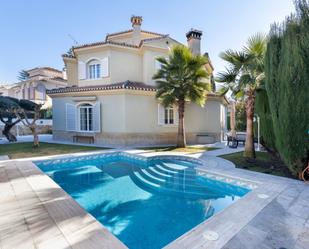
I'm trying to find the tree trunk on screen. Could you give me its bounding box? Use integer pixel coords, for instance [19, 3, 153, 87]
[1, 118, 21, 142]
[177, 99, 186, 148]
[244, 91, 256, 158]
[2, 123, 17, 142]
[30, 127, 39, 148]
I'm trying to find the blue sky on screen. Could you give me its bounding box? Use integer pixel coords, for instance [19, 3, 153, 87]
[0, 0, 294, 84]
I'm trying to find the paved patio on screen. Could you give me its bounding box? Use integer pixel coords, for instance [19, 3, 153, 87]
[0, 145, 308, 249]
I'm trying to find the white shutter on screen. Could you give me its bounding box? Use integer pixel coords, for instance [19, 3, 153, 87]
[158, 104, 165, 125]
[93, 102, 101, 132]
[174, 105, 179, 125]
[101, 57, 109, 77]
[78, 61, 86, 80]
[66, 103, 76, 131]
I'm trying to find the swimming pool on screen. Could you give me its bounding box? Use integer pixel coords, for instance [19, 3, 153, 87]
[35, 152, 251, 249]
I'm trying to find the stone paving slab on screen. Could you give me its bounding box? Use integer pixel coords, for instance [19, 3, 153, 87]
[221, 182, 309, 249]
[0, 160, 127, 249]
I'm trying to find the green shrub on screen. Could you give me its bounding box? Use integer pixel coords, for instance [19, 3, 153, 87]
[265, 0, 309, 176]
[255, 89, 277, 151]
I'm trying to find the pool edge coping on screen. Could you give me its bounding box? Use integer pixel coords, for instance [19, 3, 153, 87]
[0, 150, 302, 249]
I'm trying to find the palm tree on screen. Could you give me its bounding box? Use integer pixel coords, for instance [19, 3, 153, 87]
[216, 33, 267, 158]
[17, 70, 29, 81]
[153, 45, 210, 148]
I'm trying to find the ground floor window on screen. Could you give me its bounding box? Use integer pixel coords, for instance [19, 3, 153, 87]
[79, 104, 93, 131]
[164, 107, 174, 124]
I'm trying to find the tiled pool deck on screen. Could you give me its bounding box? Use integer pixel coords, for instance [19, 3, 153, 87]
[0, 149, 308, 249]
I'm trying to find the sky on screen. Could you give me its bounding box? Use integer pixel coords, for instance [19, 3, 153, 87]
[0, 0, 295, 84]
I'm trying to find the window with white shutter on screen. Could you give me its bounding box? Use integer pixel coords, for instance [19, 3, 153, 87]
[158, 104, 165, 125]
[66, 103, 77, 131]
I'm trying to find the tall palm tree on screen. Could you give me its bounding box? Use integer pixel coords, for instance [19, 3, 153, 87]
[216, 33, 267, 158]
[153, 45, 210, 147]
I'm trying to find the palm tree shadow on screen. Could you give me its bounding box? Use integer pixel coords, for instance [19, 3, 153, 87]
[86, 190, 215, 249]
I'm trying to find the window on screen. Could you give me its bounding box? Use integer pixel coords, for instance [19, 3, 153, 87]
[88, 60, 101, 79]
[36, 84, 46, 100]
[164, 107, 174, 124]
[79, 104, 93, 131]
[27, 87, 31, 100]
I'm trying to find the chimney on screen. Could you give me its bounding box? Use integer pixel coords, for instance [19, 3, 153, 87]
[186, 29, 202, 55]
[131, 15, 143, 46]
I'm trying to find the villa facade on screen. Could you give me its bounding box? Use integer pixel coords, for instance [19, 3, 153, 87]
[47, 16, 228, 146]
[0, 67, 67, 108]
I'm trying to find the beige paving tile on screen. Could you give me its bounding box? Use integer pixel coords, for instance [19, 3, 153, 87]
[15, 160, 127, 249]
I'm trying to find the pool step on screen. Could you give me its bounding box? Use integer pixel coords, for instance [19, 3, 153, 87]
[131, 166, 225, 199]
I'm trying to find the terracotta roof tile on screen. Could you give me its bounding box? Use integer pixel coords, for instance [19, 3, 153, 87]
[46, 80, 227, 104]
[72, 40, 139, 50]
[47, 81, 156, 94]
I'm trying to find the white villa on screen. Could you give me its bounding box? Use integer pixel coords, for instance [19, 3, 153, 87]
[47, 16, 228, 146]
[0, 67, 67, 108]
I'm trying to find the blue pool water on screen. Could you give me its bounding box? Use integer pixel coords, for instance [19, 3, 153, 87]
[36, 153, 250, 249]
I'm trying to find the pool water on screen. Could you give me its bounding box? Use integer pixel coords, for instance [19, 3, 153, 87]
[36, 153, 250, 249]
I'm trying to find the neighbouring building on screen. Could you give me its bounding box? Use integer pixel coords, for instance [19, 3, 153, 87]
[47, 16, 228, 146]
[0, 67, 67, 108]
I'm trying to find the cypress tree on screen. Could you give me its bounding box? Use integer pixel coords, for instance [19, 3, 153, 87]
[265, 0, 309, 176]
[255, 89, 277, 152]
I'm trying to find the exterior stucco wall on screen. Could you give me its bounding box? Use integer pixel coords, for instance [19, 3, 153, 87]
[142, 49, 166, 86]
[76, 47, 142, 86]
[51, 92, 226, 145]
[72, 38, 179, 88]
[65, 60, 78, 86]
[52, 94, 126, 133]
[109, 49, 142, 83]
[77, 49, 111, 87]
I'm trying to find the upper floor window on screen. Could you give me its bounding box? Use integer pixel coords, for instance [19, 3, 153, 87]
[88, 60, 101, 79]
[79, 104, 93, 131]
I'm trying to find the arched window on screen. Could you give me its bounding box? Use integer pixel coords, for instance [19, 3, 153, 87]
[78, 103, 93, 131]
[87, 60, 101, 79]
[36, 84, 46, 100]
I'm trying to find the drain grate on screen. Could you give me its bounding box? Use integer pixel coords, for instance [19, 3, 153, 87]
[203, 231, 219, 241]
[257, 194, 269, 199]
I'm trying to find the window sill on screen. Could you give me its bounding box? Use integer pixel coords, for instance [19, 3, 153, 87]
[80, 77, 110, 81]
[158, 124, 178, 127]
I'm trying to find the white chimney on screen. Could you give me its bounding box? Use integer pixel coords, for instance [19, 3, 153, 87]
[131, 15, 143, 46]
[186, 29, 202, 55]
